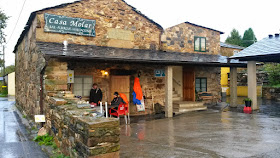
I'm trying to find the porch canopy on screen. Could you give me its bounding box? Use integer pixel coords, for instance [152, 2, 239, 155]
[230, 34, 280, 109]
[37, 41, 247, 118]
[37, 41, 246, 67]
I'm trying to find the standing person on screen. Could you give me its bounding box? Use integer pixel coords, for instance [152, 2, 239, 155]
[90, 83, 103, 107]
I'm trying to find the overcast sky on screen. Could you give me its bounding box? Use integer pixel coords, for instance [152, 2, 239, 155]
[1, 0, 280, 66]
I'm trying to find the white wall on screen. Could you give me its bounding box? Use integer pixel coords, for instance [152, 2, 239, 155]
[173, 66, 183, 98]
[8, 72, 15, 96]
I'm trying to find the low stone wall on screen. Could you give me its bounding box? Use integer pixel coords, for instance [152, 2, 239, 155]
[262, 87, 280, 100]
[45, 95, 120, 158]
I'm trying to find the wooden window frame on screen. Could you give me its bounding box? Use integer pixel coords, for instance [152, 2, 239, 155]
[194, 36, 206, 52]
[195, 77, 207, 92]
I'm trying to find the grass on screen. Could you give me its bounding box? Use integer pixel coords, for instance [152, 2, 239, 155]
[33, 134, 54, 146]
[0, 93, 8, 97]
[53, 154, 70, 158]
[34, 134, 71, 158]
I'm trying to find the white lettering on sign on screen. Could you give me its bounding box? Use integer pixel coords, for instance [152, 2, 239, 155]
[70, 20, 92, 28]
[49, 18, 67, 25]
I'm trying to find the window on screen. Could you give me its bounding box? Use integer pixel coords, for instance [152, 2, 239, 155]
[194, 36, 206, 52]
[195, 78, 207, 92]
[74, 76, 93, 97]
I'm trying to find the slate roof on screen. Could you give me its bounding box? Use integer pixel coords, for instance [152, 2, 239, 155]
[37, 42, 246, 67]
[184, 22, 224, 34]
[230, 36, 280, 60]
[13, 0, 163, 53]
[220, 42, 245, 50]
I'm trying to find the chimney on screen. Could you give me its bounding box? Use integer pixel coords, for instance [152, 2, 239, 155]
[269, 34, 273, 39]
[275, 34, 280, 38]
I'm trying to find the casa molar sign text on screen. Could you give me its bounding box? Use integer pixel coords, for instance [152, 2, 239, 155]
[44, 13, 96, 37]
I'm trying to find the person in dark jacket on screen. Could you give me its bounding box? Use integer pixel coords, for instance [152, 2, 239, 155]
[90, 83, 102, 106]
[110, 92, 125, 107]
[109, 92, 125, 117]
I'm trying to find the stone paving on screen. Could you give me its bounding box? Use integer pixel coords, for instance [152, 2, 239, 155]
[120, 100, 280, 158]
[0, 97, 48, 158]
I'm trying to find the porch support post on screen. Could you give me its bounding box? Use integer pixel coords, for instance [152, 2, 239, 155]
[165, 66, 173, 118]
[247, 61, 258, 110]
[230, 67, 237, 107]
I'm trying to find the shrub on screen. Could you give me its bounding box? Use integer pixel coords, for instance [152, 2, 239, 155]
[264, 63, 280, 86]
[33, 134, 54, 146]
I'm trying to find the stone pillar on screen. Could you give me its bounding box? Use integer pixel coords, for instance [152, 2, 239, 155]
[230, 67, 237, 107]
[248, 61, 258, 110]
[165, 66, 173, 118]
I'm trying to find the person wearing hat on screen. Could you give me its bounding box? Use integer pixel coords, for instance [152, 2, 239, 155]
[108, 92, 126, 117]
[110, 92, 125, 107]
[90, 83, 103, 106]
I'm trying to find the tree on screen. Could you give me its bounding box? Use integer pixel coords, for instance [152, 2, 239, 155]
[225, 29, 242, 46]
[0, 65, 15, 76]
[242, 28, 257, 47]
[0, 9, 8, 44]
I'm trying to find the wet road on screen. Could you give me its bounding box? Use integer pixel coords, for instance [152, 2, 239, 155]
[0, 97, 48, 158]
[120, 100, 280, 158]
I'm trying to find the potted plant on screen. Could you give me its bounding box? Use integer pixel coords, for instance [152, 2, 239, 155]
[243, 98, 252, 107]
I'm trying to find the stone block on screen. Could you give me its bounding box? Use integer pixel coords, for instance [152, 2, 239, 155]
[107, 28, 134, 41]
[107, 39, 134, 49]
[86, 135, 120, 147]
[49, 97, 68, 106]
[89, 151, 119, 158]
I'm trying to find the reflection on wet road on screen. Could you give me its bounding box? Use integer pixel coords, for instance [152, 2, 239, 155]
[0, 97, 48, 158]
[120, 99, 280, 158]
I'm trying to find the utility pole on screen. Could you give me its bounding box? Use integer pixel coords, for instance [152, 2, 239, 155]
[0, 45, 5, 85]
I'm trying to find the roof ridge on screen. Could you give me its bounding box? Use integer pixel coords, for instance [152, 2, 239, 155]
[13, 0, 163, 53]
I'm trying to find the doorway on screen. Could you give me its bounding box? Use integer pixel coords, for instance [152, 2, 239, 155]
[183, 67, 195, 101]
[110, 76, 130, 102]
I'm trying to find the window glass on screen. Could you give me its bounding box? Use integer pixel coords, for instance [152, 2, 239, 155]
[195, 78, 207, 92]
[201, 38, 206, 51]
[74, 76, 93, 97]
[194, 37, 200, 51]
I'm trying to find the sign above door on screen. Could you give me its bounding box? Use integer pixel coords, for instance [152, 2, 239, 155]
[44, 13, 96, 37]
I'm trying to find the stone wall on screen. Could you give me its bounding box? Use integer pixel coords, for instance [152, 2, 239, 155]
[195, 66, 221, 99]
[262, 87, 280, 100]
[15, 16, 46, 116]
[35, 0, 162, 50]
[161, 22, 221, 55]
[220, 47, 242, 57]
[44, 97, 120, 158]
[45, 59, 68, 92]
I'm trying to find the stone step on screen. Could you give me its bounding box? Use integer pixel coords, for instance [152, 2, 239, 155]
[173, 101, 204, 108]
[173, 97, 182, 101]
[173, 106, 207, 114]
[173, 93, 180, 98]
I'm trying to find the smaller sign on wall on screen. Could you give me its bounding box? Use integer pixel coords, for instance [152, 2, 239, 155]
[67, 70, 74, 83]
[35, 115, 46, 123]
[154, 69, 165, 77]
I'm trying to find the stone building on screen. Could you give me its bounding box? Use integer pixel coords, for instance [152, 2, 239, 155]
[13, 0, 246, 157]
